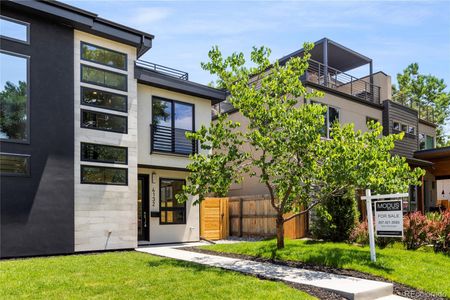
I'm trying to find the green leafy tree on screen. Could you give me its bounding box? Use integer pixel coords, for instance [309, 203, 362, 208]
[0, 81, 27, 140]
[178, 44, 424, 249]
[392, 63, 450, 146]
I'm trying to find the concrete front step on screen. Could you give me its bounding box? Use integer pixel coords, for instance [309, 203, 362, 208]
[137, 245, 397, 300]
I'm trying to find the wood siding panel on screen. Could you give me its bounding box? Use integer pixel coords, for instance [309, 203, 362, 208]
[383, 100, 419, 158]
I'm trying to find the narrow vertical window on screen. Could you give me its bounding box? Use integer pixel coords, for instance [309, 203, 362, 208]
[159, 179, 186, 224]
[0, 51, 29, 142]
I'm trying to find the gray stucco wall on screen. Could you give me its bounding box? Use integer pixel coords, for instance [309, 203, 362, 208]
[0, 5, 74, 258]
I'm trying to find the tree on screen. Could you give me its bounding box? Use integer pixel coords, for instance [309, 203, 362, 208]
[177, 44, 424, 249]
[392, 63, 450, 146]
[0, 81, 27, 140]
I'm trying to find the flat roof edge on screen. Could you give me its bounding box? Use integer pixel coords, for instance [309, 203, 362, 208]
[136, 67, 227, 103]
[3, 0, 154, 57]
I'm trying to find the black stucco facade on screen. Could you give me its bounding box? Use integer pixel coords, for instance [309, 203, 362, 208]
[0, 5, 74, 258]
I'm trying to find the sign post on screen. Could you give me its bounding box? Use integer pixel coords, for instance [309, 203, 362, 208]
[361, 190, 408, 262]
[365, 189, 377, 262]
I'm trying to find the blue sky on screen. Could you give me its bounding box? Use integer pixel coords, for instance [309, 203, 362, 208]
[66, 0, 450, 132]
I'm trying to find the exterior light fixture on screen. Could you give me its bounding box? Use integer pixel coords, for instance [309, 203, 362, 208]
[152, 172, 156, 184]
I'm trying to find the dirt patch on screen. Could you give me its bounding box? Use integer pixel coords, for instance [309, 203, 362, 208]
[181, 247, 446, 300]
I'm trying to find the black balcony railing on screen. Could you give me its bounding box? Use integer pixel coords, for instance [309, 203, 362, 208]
[150, 124, 197, 155]
[136, 60, 189, 80]
[304, 59, 381, 104]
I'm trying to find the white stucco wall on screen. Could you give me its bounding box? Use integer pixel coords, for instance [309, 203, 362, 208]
[136, 85, 212, 244]
[138, 168, 200, 244]
[137, 85, 212, 169]
[74, 30, 138, 252]
[308, 88, 383, 133]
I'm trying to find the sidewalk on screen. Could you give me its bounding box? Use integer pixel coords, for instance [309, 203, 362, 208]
[137, 243, 408, 300]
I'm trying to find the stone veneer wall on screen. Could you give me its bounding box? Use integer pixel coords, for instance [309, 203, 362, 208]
[74, 30, 138, 252]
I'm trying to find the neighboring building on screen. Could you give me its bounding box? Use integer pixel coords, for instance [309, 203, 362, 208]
[213, 38, 449, 213]
[0, 0, 226, 258]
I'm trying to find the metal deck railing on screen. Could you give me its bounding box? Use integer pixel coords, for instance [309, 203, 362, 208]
[304, 59, 381, 104]
[150, 124, 197, 155]
[136, 60, 189, 80]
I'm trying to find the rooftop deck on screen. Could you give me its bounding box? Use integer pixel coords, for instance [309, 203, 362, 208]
[304, 59, 381, 104]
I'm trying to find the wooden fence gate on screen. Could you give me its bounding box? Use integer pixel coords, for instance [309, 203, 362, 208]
[200, 196, 307, 240]
[200, 197, 229, 240]
[229, 196, 307, 239]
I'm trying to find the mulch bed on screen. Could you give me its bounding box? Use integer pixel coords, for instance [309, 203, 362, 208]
[181, 246, 446, 300]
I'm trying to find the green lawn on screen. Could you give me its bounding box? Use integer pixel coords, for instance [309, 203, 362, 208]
[0, 251, 315, 300]
[201, 239, 450, 297]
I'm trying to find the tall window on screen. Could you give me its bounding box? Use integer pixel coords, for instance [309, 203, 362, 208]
[159, 179, 186, 224]
[419, 133, 436, 150]
[311, 101, 339, 138]
[0, 51, 29, 142]
[0, 16, 29, 43]
[151, 97, 195, 154]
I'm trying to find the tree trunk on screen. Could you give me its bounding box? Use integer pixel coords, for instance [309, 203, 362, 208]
[276, 214, 285, 249]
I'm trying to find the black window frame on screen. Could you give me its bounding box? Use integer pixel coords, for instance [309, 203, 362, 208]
[151, 96, 196, 155]
[80, 165, 128, 186]
[80, 142, 128, 165]
[80, 41, 127, 71]
[81, 64, 128, 92]
[80, 109, 128, 134]
[310, 100, 340, 139]
[80, 86, 128, 113]
[0, 15, 30, 45]
[0, 49, 31, 144]
[0, 152, 30, 177]
[159, 178, 187, 225]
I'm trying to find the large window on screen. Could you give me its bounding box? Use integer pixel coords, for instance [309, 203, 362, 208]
[81, 65, 127, 91]
[0, 51, 29, 142]
[151, 97, 195, 155]
[81, 87, 127, 112]
[81, 142, 127, 165]
[81, 109, 127, 133]
[0, 16, 29, 43]
[0, 153, 30, 176]
[160, 179, 186, 224]
[81, 165, 127, 185]
[311, 101, 339, 138]
[81, 42, 127, 70]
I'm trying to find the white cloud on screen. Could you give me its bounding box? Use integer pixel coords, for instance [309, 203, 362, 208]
[131, 7, 172, 25]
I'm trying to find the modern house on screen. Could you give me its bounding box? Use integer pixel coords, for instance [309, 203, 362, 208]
[213, 38, 450, 214]
[0, 0, 226, 258]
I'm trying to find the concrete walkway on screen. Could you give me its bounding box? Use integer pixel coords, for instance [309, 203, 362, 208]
[137, 243, 408, 300]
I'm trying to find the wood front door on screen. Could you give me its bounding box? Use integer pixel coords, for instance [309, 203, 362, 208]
[138, 174, 149, 241]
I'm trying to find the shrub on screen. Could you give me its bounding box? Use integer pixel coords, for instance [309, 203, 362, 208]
[427, 210, 450, 254]
[403, 211, 428, 250]
[348, 220, 395, 248]
[311, 189, 358, 242]
[348, 220, 369, 245]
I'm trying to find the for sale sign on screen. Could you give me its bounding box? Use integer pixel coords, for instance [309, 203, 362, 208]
[374, 200, 403, 237]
